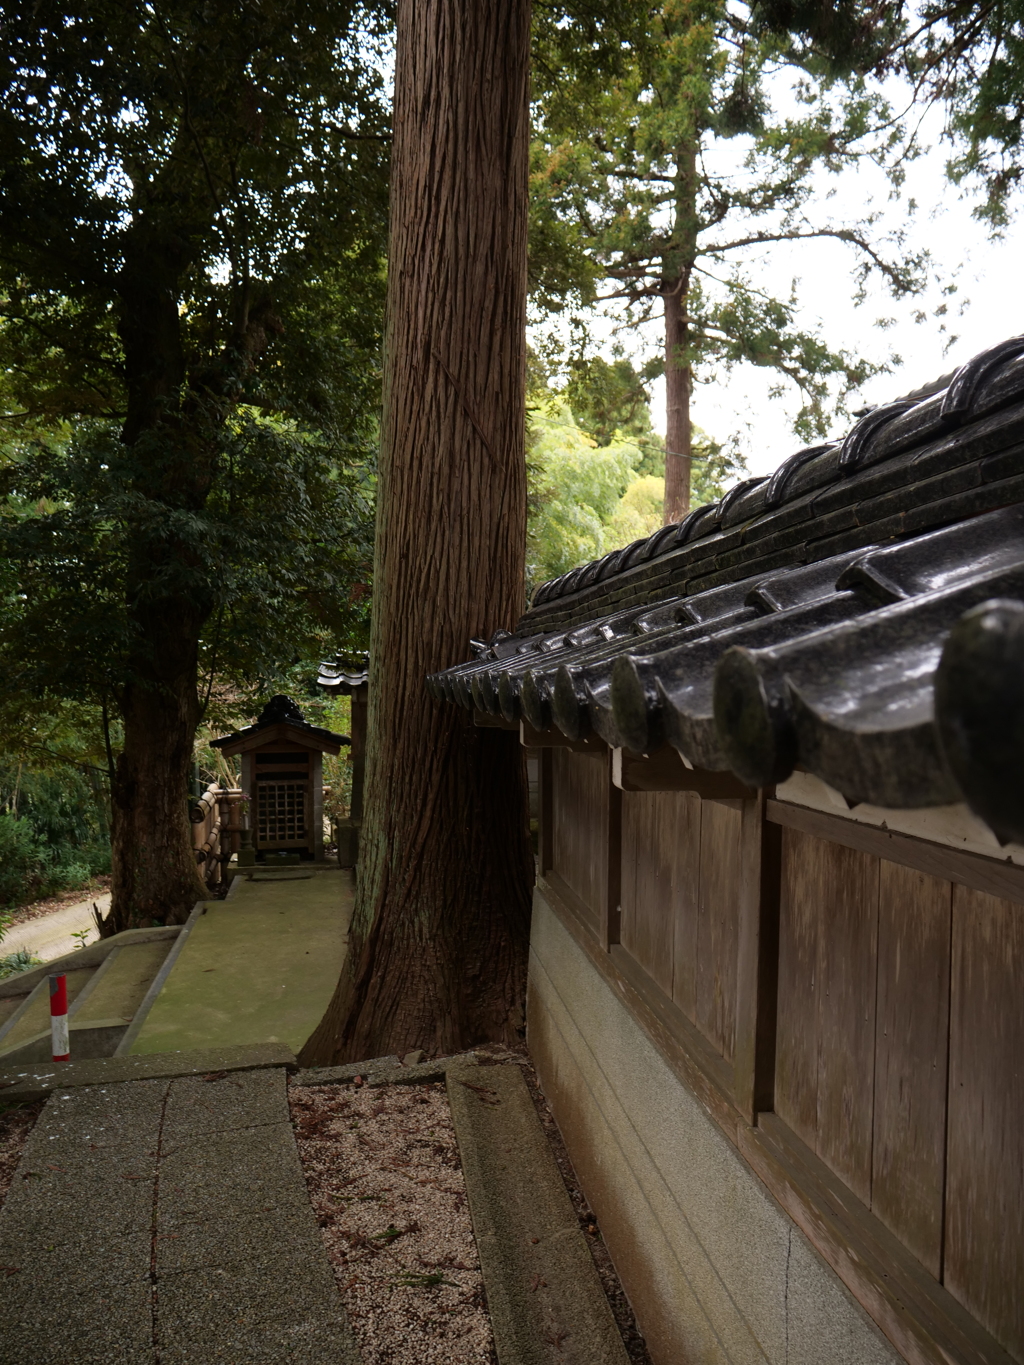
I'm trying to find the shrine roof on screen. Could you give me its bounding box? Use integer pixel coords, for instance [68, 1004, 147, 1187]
[429, 335, 1024, 842]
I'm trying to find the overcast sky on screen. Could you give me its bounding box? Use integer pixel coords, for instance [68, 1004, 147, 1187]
[533, 92, 1022, 481]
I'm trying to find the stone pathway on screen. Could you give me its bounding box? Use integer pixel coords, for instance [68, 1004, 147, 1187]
[0, 1047, 632, 1365]
[0, 1067, 359, 1364]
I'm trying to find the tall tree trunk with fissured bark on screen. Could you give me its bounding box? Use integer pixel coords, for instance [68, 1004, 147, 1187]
[301, 0, 534, 1064]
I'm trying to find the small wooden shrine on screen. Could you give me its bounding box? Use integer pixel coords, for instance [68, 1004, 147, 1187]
[211, 696, 347, 861]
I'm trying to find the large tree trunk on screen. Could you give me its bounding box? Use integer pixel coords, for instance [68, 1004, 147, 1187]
[663, 281, 692, 524]
[106, 597, 208, 934]
[99, 233, 209, 934]
[301, 0, 534, 1065]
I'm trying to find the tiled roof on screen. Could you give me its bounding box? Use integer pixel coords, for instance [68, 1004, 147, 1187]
[317, 655, 370, 693]
[211, 694, 347, 750]
[428, 335, 1024, 837]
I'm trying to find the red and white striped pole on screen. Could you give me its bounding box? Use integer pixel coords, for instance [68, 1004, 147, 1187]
[49, 973, 69, 1062]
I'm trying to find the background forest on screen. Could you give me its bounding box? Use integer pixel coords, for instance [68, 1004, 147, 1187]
[1, 0, 1021, 918]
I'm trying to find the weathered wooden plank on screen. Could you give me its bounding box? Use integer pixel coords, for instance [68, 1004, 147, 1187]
[775, 826, 821, 1150]
[695, 800, 742, 1061]
[945, 884, 1024, 1362]
[733, 793, 782, 1126]
[741, 1116, 1018, 1365]
[536, 875, 738, 1138]
[871, 860, 951, 1279]
[814, 836, 879, 1204]
[672, 792, 703, 1023]
[551, 747, 610, 930]
[767, 798, 1024, 906]
[621, 791, 675, 995]
[619, 790, 701, 1003]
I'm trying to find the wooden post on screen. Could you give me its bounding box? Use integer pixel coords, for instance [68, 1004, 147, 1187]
[349, 683, 368, 823]
[733, 789, 782, 1125]
[538, 746, 554, 877]
[603, 761, 622, 952]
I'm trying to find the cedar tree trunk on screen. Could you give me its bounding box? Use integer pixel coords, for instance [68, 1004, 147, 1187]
[301, 0, 534, 1064]
[663, 281, 692, 525]
[662, 138, 699, 525]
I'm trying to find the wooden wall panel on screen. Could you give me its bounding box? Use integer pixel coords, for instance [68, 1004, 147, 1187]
[696, 800, 742, 1061]
[775, 827, 880, 1202]
[775, 826, 821, 1150]
[619, 790, 701, 1008]
[551, 747, 609, 930]
[945, 885, 1024, 1362]
[871, 861, 952, 1278]
[873, 862, 955, 1277]
[672, 792, 703, 1022]
[812, 837, 878, 1205]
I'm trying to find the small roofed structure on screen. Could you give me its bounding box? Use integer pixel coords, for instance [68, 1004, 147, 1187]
[211, 695, 347, 861]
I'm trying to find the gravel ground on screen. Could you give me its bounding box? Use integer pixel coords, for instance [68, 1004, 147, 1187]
[289, 1078, 496, 1365]
[0, 1099, 45, 1215]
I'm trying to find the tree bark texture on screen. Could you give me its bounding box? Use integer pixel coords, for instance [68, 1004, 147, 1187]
[107, 596, 208, 934]
[301, 0, 534, 1064]
[663, 137, 699, 526]
[663, 282, 692, 524]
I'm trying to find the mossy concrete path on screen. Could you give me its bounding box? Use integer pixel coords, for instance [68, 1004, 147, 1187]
[126, 867, 352, 1058]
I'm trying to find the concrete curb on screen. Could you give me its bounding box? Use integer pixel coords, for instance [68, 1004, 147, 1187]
[0, 924, 180, 1000]
[447, 1063, 629, 1365]
[114, 899, 206, 1056]
[0, 1040, 297, 1102]
[291, 1051, 481, 1088]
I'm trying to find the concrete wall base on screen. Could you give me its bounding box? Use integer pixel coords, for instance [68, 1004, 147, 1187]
[526, 887, 904, 1365]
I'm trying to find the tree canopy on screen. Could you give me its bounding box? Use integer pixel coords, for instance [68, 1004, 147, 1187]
[0, 0, 390, 927]
[530, 0, 929, 518]
[752, 0, 1024, 226]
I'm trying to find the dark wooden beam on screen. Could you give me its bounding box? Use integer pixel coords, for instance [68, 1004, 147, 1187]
[767, 799, 1024, 906]
[733, 791, 781, 1126]
[520, 720, 606, 752]
[612, 745, 755, 799]
[603, 757, 622, 951]
[473, 710, 518, 730]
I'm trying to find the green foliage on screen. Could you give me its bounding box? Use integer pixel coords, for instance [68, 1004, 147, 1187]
[0, 948, 42, 981]
[0, 763, 110, 909]
[0, 0, 388, 893]
[563, 354, 667, 474]
[0, 0, 391, 431]
[530, 0, 930, 443]
[896, 1, 1024, 227]
[752, 0, 1024, 227]
[690, 431, 752, 507]
[526, 398, 642, 587]
[526, 354, 752, 590]
[608, 473, 666, 543]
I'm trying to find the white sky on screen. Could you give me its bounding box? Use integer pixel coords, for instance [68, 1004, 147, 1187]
[531, 94, 1023, 481]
